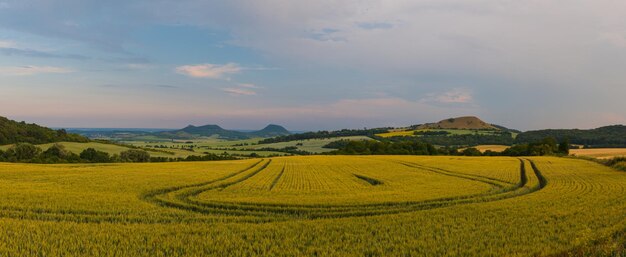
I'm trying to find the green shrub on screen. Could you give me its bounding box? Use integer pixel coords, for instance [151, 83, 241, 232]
[120, 149, 150, 162]
[4, 143, 41, 161]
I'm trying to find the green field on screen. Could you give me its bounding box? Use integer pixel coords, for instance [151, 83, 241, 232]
[0, 156, 625, 256]
[243, 136, 372, 153]
[126, 139, 285, 157]
[0, 142, 196, 158]
[125, 136, 372, 155]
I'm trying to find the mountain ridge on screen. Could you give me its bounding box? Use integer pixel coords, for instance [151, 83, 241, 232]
[156, 124, 291, 140]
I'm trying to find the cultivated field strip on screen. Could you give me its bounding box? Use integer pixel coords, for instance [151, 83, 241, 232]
[141, 157, 546, 220]
[0, 160, 268, 224]
[0, 157, 546, 224]
[4, 157, 626, 256]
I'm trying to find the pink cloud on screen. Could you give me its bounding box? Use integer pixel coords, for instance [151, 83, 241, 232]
[222, 87, 257, 96]
[175, 63, 241, 79]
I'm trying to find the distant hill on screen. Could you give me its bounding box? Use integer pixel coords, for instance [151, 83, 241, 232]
[415, 116, 498, 130]
[516, 125, 626, 147]
[249, 124, 291, 138]
[156, 124, 291, 140]
[0, 116, 89, 145]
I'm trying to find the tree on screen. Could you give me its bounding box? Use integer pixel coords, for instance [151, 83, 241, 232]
[120, 149, 150, 162]
[80, 148, 112, 163]
[461, 148, 483, 156]
[42, 143, 70, 159]
[558, 139, 570, 155]
[5, 143, 41, 161]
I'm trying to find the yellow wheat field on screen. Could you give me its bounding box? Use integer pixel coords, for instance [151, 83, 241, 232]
[0, 156, 625, 256]
[570, 148, 626, 159]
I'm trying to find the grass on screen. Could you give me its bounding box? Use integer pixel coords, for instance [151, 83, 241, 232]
[245, 136, 372, 153]
[125, 138, 287, 156]
[0, 156, 625, 256]
[125, 136, 372, 155]
[1, 142, 196, 158]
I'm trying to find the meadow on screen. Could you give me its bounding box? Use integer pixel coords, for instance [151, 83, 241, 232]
[0, 141, 196, 158]
[126, 135, 372, 155]
[0, 156, 625, 256]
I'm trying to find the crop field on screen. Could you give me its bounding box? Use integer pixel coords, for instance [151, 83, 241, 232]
[127, 136, 372, 155]
[461, 144, 510, 153]
[244, 136, 373, 153]
[0, 156, 625, 256]
[570, 148, 626, 159]
[126, 139, 286, 156]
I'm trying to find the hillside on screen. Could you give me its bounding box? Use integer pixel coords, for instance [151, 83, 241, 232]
[0, 116, 88, 145]
[249, 124, 291, 137]
[156, 124, 291, 140]
[516, 125, 626, 147]
[416, 116, 498, 130]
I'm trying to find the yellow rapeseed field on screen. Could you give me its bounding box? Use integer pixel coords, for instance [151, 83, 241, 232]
[0, 156, 625, 256]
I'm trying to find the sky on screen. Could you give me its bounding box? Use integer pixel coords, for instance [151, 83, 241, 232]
[1, 0, 626, 131]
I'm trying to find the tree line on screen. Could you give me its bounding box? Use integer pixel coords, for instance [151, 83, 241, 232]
[0, 143, 236, 163]
[325, 137, 570, 157]
[258, 128, 389, 144]
[0, 116, 88, 145]
[515, 125, 626, 147]
[374, 131, 515, 147]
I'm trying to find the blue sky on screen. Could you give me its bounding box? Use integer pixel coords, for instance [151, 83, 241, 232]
[1, 0, 626, 131]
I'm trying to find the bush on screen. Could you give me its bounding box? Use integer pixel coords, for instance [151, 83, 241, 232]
[461, 148, 482, 156]
[80, 148, 112, 163]
[42, 144, 70, 159]
[120, 149, 150, 162]
[4, 143, 41, 161]
[614, 162, 626, 171]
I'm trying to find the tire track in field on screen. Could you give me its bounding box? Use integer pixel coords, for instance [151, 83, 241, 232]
[0, 158, 548, 223]
[156, 158, 547, 220]
[269, 165, 285, 190]
[0, 159, 271, 224]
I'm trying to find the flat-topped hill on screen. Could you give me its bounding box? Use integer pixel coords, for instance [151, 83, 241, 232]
[417, 116, 498, 130]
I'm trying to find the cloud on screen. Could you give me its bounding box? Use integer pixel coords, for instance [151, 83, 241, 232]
[435, 89, 473, 104]
[0, 65, 74, 76]
[221, 83, 262, 96]
[175, 63, 241, 79]
[0, 40, 13, 47]
[357, 22, 394, 30]
[154, 84, 179, 89]
[125, 63, 152, 70]
[238, 83, 260, 89]
[422, 88, 473, 104]
[222, 87, 257, 96]
[0, 46, 91, 60]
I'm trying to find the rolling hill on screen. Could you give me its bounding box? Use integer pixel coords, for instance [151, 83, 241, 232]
[415, 116, 498, 130]
[0, 116, 88, 145]
[156, 124, 291, 140]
